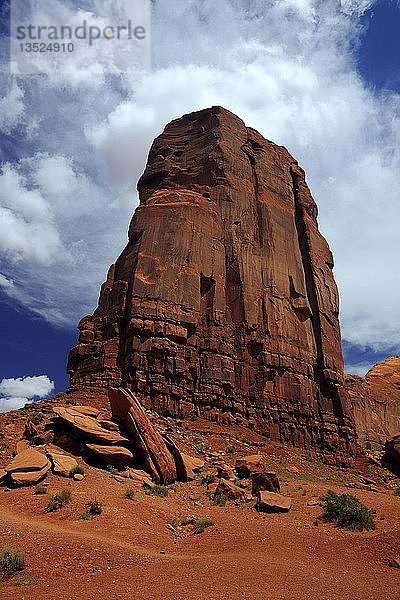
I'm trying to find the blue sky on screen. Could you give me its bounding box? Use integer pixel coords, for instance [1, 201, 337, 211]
[0, 0, 399, 410]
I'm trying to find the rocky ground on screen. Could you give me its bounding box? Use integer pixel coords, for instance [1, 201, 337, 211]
[0, 396, 399, 600]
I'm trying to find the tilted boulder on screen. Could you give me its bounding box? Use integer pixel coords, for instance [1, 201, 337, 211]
[217, 462, 236, 480]
[67, 106, 356, 464]
[162, 434, 203, 481]
[6, 448, 49, 473]
[109, 388, 177, 483]
[11, 465, 50, 486]
[5, 448, 51, 487]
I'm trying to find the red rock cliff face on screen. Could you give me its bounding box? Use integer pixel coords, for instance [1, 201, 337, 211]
[68, 106, 356, 464]
[346, 356, 400, 450]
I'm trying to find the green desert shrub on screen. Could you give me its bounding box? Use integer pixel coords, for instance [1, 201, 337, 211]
[225, 445, 235, 454]
[0, 547, 25, 574]
[107, 465, 119, 475]
[28, 412, 43, 425]
[146, 484, 168, 497]
[393, 487, 400, 497]
[69, 464, 85, 477]
[81, 500, 102, 519]
[46, 489, 71, 512]
[33, 485, 47, 495]
[123, 488, 135, 500]
[168, 515, 214, 534]
[192, 517, 214, 534]
[201, 474, 216, 487]
[320, 490, 376, 531]
[213, 493, 228, 507]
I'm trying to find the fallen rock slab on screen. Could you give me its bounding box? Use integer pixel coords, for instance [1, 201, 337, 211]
[71, 405, 101, 418]
[11, 462, 50, 486]
[6, 448, 49, 473]
[109, 388, 177, 484]
[53, 406, 129, 445]
[235, 455, 264, 478]
[214, 478, 245, 501]
[251, 472, 280, 495]
[127, 468, 154, 488]
[86, 444, 133, 467]
[47, 452, 78, 477]
[257, 491, 292, 513]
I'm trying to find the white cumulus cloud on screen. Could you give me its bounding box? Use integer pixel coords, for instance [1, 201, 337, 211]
[0, 375, 55, 413]
[0, 0, 399, 359]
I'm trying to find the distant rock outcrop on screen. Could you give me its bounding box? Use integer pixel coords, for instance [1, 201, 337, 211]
[346, 356, 400, 450]
[68, 106, 356, 464]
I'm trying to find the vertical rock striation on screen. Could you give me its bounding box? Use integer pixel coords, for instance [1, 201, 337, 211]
[68, 106, 356, 463]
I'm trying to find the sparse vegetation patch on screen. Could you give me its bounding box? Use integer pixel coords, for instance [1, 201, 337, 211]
[168, 515, 214, 535]
[81, 499, 102, 519]
[320, 490, 376, 531]
[46, 489, 71, 512]
[0, 547, 25, 575]
[123, 487, 135, 500]
[146, 484, 168, 497]
[213, 493, 228, 507]
[70, 464, 85, 477]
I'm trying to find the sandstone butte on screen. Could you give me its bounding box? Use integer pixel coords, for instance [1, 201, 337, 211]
[346, 355, 400, 450]
[67, 106, 358, 465]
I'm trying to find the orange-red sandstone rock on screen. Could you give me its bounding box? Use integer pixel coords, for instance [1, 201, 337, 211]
[68, 106, 356, 464]
[251, 472, 280, 495]
[235, 455, 264, 478]
[16, 440, 29, 454]
[346, 356, 400, 450]
[11, 463, 50, 486]
[384, 432, 400, 466]
[217, 462, 235, 480]
[257, 491, 292, 513]
[86, 444, 133, 467]
[72, 406, 101, 418]
[215, 478, 245, 500]
[109, 388, 177, 483]
[47, 452, 78, 477]
[52, 407, 129, 445]
[5, 448, 49, 473]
